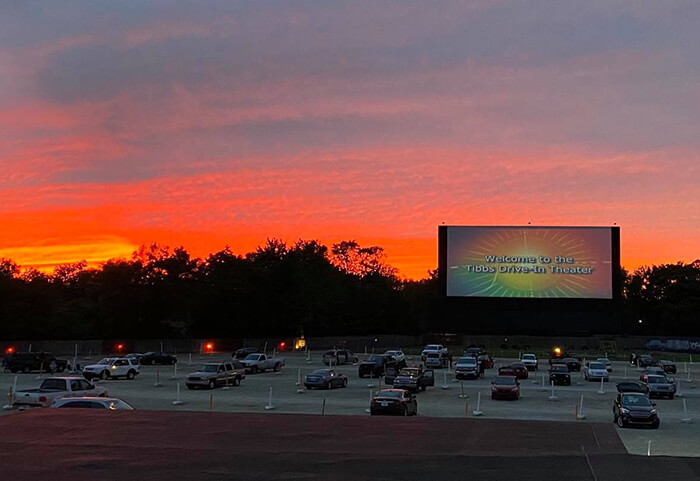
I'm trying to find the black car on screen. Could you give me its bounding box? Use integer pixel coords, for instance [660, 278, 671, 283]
[549, 364, 571, 386]
[358, 354, 395, 378]
[616, 381, 649, 395]
[657, 360, 677, 374]
[140, 352, 177, 365]
[233, 347, 259, 360]
[563, 358, 581, 372]
[613, 392, 659, 429]
[370, 389, 418, 416]
[637, 354, 655, 368]
[4, 352, 68, 374]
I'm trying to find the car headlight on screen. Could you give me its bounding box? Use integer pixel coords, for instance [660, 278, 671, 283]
[620, 408, 630, 414]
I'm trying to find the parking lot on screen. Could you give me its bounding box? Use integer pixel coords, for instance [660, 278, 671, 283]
[3, 352, 700, 457]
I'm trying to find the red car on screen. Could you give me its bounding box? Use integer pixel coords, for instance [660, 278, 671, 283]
[499, 363, 528, 380]
[477, 354, 494, 369]
[491, 376, 520, 400]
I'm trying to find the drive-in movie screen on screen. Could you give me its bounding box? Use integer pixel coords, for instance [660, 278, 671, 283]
[444, 226, 615, 299]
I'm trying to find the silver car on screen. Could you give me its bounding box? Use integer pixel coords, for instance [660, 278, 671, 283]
[304, 369, 348, 390]
[642, 374, 676, 399]
[584, 362, 609, 381]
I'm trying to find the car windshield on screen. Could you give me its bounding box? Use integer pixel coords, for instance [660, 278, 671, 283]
[457, 358, 476, 366]
[494, 377, 516, 386]
[522, 355, 535, 360]
[564, 358, 578, 362]
[425, 345, 440, 350]
[646, 376, 666, 384]
[366, 356, 383, 362]
[376, 390, 402, 399]
[589, 363, 605, 370]
[201, 365, 219, 373]
[385, 351, 398, 356]
[96, 358, 113, 365]
[622, 394, 652, 407]
[311, 370, 329, 376]
[597, 358, 610, 363]
[427, 353, 440, 359]
[243, 354, 260, 361]
[323, 351, 336, 356]
[551, 365, 568, 372]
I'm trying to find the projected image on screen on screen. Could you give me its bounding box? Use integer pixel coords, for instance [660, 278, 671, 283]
[446, 227, 614, 299]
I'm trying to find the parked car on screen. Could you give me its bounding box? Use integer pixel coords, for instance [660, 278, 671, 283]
[14, 377, 108, 408]
[358, 354, 396, 378]
[383, 350, 407, 368]
[4, 352, 68, 374]
[548, 346, 571, 365]
[140, 352, 177, 365]
[387, 367, 435, 392]
[491, 376, 520, 400]
[370, 389, 417, 416]
[637, 354, 655, 368]
[596, 358, 613, 372]
[613, 392, 659, 429]
[549, 364, 571, 386]
[521, 354, 538, 371]
[421, 344, 448, 361]
[425, 352, 450, 369]
[500, 362, 528, 380]
[51, 397, 134, 410]
[322, 349, 358, 366]
[616, 382, 649, 395]
[83, 358, 140, 381]
[584, 362, 609, 382]
[233, 347, 259, 360]
[186, 361, 245, 389]
[657, 360, 677, 375]
[464, 347, 482, 358]
[125, 353, 144, 364]
[639, 367, 666, 380]
[455, 357, 480, 380]
[641, 374, 676, 399]
[240, 353, 285, 374]
[304, 369, 348, 390]
[477, 353, 494, 369]
[563, 358, 581, 372]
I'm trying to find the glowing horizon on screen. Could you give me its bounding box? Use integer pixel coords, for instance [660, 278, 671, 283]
[1, 2, 699, 280]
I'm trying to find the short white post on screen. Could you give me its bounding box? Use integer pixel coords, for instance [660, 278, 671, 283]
[171, 363, 178, 380]
[264, 386, 275, 410]
[154, 368, 162, 387]
[577, 395, 586, 420]
[687, 369, 693, 383]
[685, 362, 688, 373]
[3, 380, 16, 410]
[172, 383, 184, 406]
[459, 380, 468, 399]
[548, 381, 558, 401]
[160, 341, 164, 352]
[472, 391, 483, 416]
[263, 341, 268, 355]
[273, 348, 276, 358]
[306, 350, 312, 364]
[71, 344, 78, 373]
[441, 370, 449, 390]
[624, 365, 627, 378]
[540, 373, 548, 392]
[188, 353, 192, 366]
[677, 379, 684, 397]
[681, 399, 693, 423]
[365, 390, 373, 413]
[222, 376, 230, 390]
[690, 354, 694, 364]
[597, 377, 605, 394]
[364, 346, 368, 355]
[296, 368, 301, 386]
[35, 362, 44, 381]
[647, 440, 651, 457]
[28, 344, 32, 353]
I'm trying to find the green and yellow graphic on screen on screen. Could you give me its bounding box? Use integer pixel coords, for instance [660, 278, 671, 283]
[445, 226, 614, 299]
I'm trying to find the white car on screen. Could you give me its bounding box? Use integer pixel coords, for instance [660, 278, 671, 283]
[584, 362, 609, 381]
[83, 358, 140, 381]
[521, 354, 538, 371]
[383, 350, 406, 365]
[51, 397, 134, 410]
[596, 358, 613, 372]
[421, 344, 448, 360]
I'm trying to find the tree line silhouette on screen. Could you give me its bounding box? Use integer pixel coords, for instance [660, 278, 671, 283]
[0, 240, 698, 340]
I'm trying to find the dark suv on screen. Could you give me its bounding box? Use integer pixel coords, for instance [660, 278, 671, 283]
[4, 352, 68, 374]
[549, 363, 571, 386]
[613, 392, 659, 429]
[358, 354, 395, 378]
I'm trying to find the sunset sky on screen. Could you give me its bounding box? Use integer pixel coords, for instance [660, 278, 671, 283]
[1, 1, 699, 279]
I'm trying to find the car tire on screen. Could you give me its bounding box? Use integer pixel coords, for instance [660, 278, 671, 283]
[232, 376, 241, 387]
[327, 381, 332, 390]
[651, 420, 660, 429]
[101, 370, 110, 380]
[187, 384, 195, 390]
[208, 379, 216, 390]
[252, 366, 258, 374]
[616, 416, 626, 428]
[126, 370, 136, 380]
[273, 363, 281, 372]
[22, 366, 30, 374]
[57, 365, 65, 373]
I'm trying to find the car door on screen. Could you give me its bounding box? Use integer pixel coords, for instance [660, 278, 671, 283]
[423, 370, 435, 387]
[114, 359, 129, 376]
[384, 367, 397, 385]
[79, 379, 97, 396]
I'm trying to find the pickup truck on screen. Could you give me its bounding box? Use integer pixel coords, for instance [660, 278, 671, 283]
[14, 377, 108, 407]
[421, 344, 449, 362]
[240, 353, 285, 374]
[186, 361, 246, 389]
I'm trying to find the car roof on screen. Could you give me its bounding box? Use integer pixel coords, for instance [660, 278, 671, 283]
[55, 397, 123, 401]
[45, 376, 86, 381]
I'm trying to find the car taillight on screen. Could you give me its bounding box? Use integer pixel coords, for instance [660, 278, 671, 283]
[39, 396, 47, 402]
